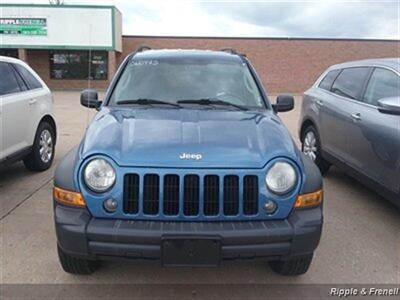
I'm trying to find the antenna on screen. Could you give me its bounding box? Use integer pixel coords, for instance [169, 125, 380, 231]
[136, 45, 152, 53]
[49, 0, 65, 5]
[220, 48, 246, 57]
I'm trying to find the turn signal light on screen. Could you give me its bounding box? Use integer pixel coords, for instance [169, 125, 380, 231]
[53, 187, 86, 208]
[294, 190, 323, 209]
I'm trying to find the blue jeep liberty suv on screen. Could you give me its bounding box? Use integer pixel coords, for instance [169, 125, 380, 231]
[53, 47, 323, 275]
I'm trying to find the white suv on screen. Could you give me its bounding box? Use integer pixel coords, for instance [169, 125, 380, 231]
[0, 56, 56, 171]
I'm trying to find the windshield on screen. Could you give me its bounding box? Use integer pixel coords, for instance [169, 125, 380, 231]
[108, 55, 265, 109]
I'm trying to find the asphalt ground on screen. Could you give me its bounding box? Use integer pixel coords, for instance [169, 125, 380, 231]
[0, 92, 399, 298]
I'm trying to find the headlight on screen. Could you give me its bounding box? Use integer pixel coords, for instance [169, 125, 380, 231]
[84, 158, 116, 193]
[266, 161, 297, 194]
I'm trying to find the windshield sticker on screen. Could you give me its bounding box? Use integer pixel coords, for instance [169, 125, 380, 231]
[131, 60, 159, 66]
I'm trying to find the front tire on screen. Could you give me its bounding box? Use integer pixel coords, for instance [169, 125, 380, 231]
[23, 121, 55, 172]
[301, 125, 330, 175]
[57, 245, 99, 275]
[269, 253, 313, 276]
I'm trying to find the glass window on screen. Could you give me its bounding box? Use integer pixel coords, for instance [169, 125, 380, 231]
[12, 68, 28, 92]
[0, 49, 18, 58]
[13, 64, 42, 90]
[90, 53, 108, 80]
[331, 67, 370, 100]
[49, 51, 108, 80]
[0, 62, 22, 96]
[318, 69, 340, 91]
[363, 68, 400, 106]
[109, 57, 264, 108]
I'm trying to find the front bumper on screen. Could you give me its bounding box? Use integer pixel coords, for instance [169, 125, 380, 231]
[54, 203, 323, 262]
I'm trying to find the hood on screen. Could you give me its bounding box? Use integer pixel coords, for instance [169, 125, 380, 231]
[80, 107, 300, 168]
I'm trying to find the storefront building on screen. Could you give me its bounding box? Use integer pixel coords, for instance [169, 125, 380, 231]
[1, 4, 399, 93]
[0, 4, 122, 90]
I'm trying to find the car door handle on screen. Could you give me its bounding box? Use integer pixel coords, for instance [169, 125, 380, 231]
[316, 99, 324, 107]
[351, 113, 361, 121]
[29, 99, 37, 105]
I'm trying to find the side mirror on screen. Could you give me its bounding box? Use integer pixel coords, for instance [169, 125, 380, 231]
[81, 89, 101, 109]
[378, 97, 400, 115]
[272, 95, 294, 113]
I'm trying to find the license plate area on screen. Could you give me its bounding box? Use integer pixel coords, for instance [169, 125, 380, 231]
[161, 236, 221, 267]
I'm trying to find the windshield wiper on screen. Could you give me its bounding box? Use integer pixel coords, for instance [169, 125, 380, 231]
[177, 98, 248, 111]
[117, 99, 182, 108]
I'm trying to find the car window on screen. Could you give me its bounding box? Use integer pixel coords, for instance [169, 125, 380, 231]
[363, 68, 400, 106]
[331, 67, 370, 100]
[318, 69, 340, 91]
[0, 62, 22, 96]
[109, 57, 265, 108]
[13, 64, 43, 90]
[12, 68, 29, 92]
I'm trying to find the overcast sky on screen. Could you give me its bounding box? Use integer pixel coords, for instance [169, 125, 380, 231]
[3, 0, 400, 39]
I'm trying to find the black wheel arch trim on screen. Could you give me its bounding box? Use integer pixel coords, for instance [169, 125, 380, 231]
[299, 152, 323, 194]
[54, 146, 80, 192]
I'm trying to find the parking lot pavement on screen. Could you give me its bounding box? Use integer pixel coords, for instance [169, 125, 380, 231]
[1, 92, 399, 286]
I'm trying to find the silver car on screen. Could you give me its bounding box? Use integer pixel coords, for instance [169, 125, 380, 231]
[0, 56, 56, 171]
[299, 58, 400, 206]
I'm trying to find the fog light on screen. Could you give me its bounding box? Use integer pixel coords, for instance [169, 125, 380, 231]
[103, 198, 118, 213]
[264, 200, 277, 214]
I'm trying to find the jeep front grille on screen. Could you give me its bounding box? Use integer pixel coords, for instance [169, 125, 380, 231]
[204, 175, 219, 216]
[143, 174, 159, 214]
[163, 174, 179, 215]
[243, 175, 259, 215]
[123, 173, 259, 219]
[123, 174, 139, 214]
[223, 175, 239, 216]
[183, 175, 200, 216]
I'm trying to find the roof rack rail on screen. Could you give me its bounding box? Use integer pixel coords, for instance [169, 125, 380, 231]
[219, 48, 246, 56]
[136, 45, 152, 52]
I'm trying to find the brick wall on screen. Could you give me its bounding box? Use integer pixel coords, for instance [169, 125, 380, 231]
[25, 37, 399, 93]
[120, 37, 400, 94]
